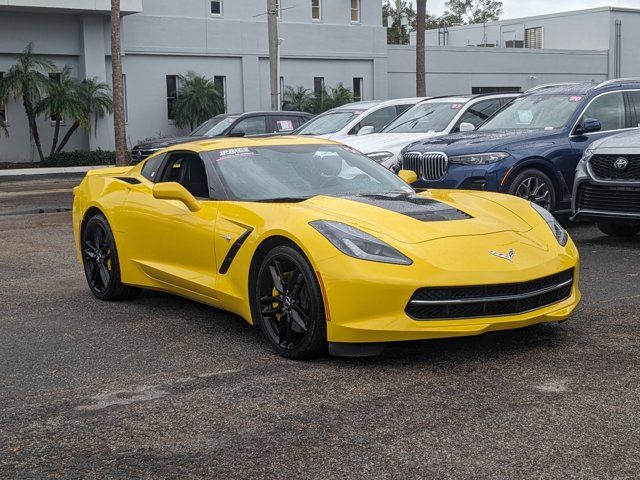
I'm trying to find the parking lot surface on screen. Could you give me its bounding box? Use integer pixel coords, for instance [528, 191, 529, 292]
[1, 181, 639, 478]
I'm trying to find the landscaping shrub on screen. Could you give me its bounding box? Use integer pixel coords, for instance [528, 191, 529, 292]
[43, 149, 119, 167]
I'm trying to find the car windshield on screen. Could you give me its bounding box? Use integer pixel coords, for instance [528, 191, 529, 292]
[190, 116, 238, 137]
[382, 101, 465, 133]
[296, 111, 360, 135]
[209, 144, 412, 201]
[479, 94, 582, 130]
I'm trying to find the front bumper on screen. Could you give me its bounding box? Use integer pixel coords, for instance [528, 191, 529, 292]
[572, 176, 640, 224]
[316, 238, 580, 344]
[410, 162, 510, 192]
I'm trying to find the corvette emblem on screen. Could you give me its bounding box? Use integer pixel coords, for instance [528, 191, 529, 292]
[490, 249, 515, 262]
[614, 157, 629, 170]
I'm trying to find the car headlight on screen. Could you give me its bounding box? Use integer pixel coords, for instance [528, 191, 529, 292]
[448, 152, 510, 165]
[366, 151, 394, 164]
[531, 202, 568, 246]
[310, 220, 412, 265]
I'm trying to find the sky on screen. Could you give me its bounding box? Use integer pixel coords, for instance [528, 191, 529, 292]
[420, 0, 640, 19]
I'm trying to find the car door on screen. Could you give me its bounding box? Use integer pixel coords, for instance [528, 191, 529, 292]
[123, 151, 220, 300]
[568, 91, 630, 187]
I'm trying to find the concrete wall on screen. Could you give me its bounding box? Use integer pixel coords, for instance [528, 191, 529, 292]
[387, 45, 609, 97]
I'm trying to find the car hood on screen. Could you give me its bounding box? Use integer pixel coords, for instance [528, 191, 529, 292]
[342, 132, 441, 155]
[294, 190, 536, 245]
[589, 129, 640, 152]
[134, 135, 209, 150]
[407, 129, 561, 155]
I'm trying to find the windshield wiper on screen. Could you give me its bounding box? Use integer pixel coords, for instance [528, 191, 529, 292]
[386, 110, 434, 132]
[254, 196, 311, 203]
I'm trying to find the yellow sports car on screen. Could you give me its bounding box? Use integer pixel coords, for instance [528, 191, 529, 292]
[73, 136, 580, 359]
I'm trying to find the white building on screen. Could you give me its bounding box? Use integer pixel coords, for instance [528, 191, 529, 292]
[1, 3, 640, 163]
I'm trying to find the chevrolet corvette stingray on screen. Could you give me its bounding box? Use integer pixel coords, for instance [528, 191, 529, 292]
[73, 136, 581, 359]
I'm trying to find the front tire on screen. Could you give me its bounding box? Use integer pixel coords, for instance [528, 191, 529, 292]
[253, 245, 327, 360]
[81, 214, 141, 301]
[597, 222, 640, 237]
[508, 168, 556, 212]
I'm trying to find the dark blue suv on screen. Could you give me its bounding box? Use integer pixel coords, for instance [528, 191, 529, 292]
[398, 80, 640, 212]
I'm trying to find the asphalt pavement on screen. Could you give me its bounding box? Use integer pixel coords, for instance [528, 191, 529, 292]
[1, 178, 639, 478]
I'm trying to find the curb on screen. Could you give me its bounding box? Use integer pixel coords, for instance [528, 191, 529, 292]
[0, 165, 114, 182]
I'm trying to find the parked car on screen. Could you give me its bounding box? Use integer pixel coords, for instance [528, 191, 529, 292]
[293, 98, 425, 142]
[131, 111, 313, 161]
[397, 79, 640, 213]
[342, 93, 518, 167]
[572, 129, 640, 236]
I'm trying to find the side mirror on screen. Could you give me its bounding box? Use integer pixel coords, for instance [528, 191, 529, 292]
[357, 125, 375, 136]
[459, 122, 476, 132]
[575, 118, 601, 135]
[153, 182, 201, 212]
[398, 169, 418, 184]
[228, 129, 245, 137]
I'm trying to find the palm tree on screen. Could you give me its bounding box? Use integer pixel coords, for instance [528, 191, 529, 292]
[54, 78, 114, 155]
[416, 0, 427, 96]
[282, 86, 313, 112]
[36, 66, 83, 157]
[312, 83, 354, 114]
[173, 72, 225, 131]
[111, 0, 127, 166]
[0, 43, 56, 163]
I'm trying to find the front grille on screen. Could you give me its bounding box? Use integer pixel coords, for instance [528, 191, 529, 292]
[577, 184, 640, 214]
[589, 154, 640, 181]
[131, 149, 158, 163]
[406, 269, 574, 320]
[402, 152, 448, 181]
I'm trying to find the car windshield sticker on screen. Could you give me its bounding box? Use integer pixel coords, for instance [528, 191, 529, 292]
[215, 147, 257, 161]
[569, 96, 583, 102]
[341, 146, 362, 155]
[451, 103, 463, 109]
[277, 120, 294, 131]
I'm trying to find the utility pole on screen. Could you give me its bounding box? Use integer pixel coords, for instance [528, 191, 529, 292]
[111, 0, 127, 166]
[415, 0, 426, 97]
[267, 0, 279, 110]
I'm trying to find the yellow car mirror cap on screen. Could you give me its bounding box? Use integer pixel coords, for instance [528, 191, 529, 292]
[152, 182, 201, 212]
[398, 169, 418, 184]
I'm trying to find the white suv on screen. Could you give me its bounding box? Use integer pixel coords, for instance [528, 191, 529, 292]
[343, 93, 519, 168]
[294, 98, 425, 142]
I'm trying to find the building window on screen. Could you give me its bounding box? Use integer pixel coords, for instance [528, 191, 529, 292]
[312, 0, 321, 21]
[166, 75, 179, 122]
[0, 72, 6, 126]
[123, 74, 128, 124]
[471, 86, 521, 94]
[314, 77, 324, 96]
[525, 27, 543, 49]
[350, 0, 360, 23]
[505, 40, 524, 48]
[214, 75, 226, 112]
[211, 0, 222, 16]
[353, 77, 363, 102]
[48, 73, 65, 125]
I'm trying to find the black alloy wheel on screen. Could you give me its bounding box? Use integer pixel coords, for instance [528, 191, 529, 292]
[254, 245, 326, 359]
[81, 214, 141, 300]
[508, 168, 556, 212]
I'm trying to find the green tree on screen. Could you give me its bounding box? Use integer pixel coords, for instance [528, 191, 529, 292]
[443, 0, 503, 25]
[0, 43, 56, 163]
[54, 78, 114, 156]
[384, 0, 438, 44]
[36, 66, 82, 157]
[173, 71, 225, 131]
[311, 83, 353, 114]
[282, 86, 313, 112]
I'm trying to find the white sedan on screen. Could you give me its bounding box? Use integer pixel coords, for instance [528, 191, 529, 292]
[343, 93, 519, 168]
[294, 98, 425, 142]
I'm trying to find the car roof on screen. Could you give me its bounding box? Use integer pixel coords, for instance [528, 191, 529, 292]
[163, 135, 338, 154]
[217, 111, 312, 118]
[419, 93, 519, 104]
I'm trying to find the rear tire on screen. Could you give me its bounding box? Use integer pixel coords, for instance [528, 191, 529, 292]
[81, 214, 142, 301]
[252, 245, 327, 360]
[597, 222, 640, 237]
[507, 168, 556, 212]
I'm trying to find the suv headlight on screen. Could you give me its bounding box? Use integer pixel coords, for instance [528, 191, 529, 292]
[449, 152, 510, 165]
[531, 202, 568, 246]
[367, 151, 394, 164]
[310, 220, 412, 265]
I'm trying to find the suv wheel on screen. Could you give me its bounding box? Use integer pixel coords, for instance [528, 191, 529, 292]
[508, 168, 556, 212]
[597, 222, 640, 238]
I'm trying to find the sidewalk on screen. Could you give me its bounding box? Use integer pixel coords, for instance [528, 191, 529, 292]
[0, 165, 113, 182]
